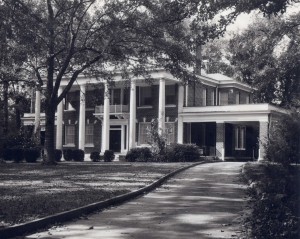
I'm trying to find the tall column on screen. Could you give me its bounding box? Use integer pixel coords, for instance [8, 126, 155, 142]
[34, 89, 41, 137]
[56, 87, 64, 150]
[129, 81, 136, 149]
[258, 121, 269, 161]
[158, 79, 165, 135]
[101, 82, 110, 152]
[121, 125, 125, 153]
[177, 84, 184, 144]
[78, 84, 86, 150]
[216, 122, 225, 161]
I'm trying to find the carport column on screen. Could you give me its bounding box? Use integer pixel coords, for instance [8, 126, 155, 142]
[216, 122, 225, 161]
[158, 79, 165, 135]
[102, 82, 110, 152]
[129, 81, 136, 149]
[258, 121, 269, 161]
[34, 89, 41, 137]
[177, 85, 184, 143]
[78, 84, 86, 150]
[56, 86, 64, 150]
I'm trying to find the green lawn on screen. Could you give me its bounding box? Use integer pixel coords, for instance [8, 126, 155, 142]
[0, 161, 189, 226]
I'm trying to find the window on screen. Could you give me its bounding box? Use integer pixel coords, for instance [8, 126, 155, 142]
[235, 126, 246, 150]
[139, 122, 151, 145]
[210, 90, 215, 106]
[165, 123, 175, 144]
[139, 87, 152, 106]
[236, 92, 240, 104]
[202, 88, 207, 106]
[166, 85, 176, 105]
[110, 89, 121, 105]
[85, 124, 94, 145]
[219, 91, 228, 105]
[65, 125, 75, 145]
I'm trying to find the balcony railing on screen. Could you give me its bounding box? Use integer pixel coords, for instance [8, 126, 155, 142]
[95, 105, 129, 114]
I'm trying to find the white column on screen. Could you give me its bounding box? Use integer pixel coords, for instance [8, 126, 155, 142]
[78, 84, 86, 150]
[177, 116, 183, 144]
[178, 84, 184, 113]
[56, 87, 64, 150]
[121, 125, 125, 153]
[177, 84, 184, 144]
[102, 82, 110, 152]
[34, 89, 41, 135]
[158, 79, 165, 135]
[129, 81, 136, 149]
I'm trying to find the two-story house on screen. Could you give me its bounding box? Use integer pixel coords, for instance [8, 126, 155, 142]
[22, 69, 286, 161]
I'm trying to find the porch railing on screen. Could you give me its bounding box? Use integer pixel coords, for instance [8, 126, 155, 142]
[95, 105, 129, 114]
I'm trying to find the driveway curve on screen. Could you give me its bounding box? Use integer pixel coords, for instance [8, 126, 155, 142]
[27, 162, 246, 239]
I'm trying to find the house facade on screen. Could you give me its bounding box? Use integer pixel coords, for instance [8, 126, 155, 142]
[22, 69, 286, 160]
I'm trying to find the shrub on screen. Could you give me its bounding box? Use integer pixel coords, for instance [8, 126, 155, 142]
[125, 147, 152, 162]
[24, 147, 41, 163]
[63, 149, 74, 161]
[73, 149, 85, 162]
[165, 144, 201, 162]
[2, 148, 14, 161]
[11, 147, 24, 163]
[55, 150, 62, 162]
[103, 150, 114, 162]
[90, 151, 100, 162]
[265, 111, 300, 165]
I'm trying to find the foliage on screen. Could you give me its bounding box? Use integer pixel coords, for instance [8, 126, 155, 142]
[23, 147, 41, 163]
[146, 119, 167, 156]
[90, 151, 101, 162]
[11, 147, 23, 163]
[165, 144, 201, 162]
[103, 150, 114, 162]
[241, 163, 300, 239]
[228, 13, 300, 108]
[55, 149, 62, 162]
[125, 147, 153, 162]
[73, 149, 85, 162]
[264, 111, 300, 165]
[63, 149, 74, 161]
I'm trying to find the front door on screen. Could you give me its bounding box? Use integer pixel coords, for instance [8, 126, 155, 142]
[109, 130, 121, 152]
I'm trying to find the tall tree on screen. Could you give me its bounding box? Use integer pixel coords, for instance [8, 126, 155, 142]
[228, 13, 300, 107]
[3, 0, 296, 164]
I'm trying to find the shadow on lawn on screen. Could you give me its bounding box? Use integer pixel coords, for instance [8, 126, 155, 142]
[27, 162, 246, 239]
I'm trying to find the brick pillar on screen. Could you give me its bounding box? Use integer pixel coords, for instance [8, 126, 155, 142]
[258, 121, 269, 161]
[216, 122, 225, 161]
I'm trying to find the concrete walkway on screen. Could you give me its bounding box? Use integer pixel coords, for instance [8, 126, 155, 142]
[27, 162, 246, 239]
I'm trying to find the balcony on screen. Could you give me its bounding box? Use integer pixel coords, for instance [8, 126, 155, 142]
[95, 105, 129, 114]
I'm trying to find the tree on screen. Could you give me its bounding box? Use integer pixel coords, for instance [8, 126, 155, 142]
[3, 0, 296, 164]
[228, 13, 300, 107]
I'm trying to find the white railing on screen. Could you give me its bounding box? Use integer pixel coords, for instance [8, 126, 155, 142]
[95, 105, 129, 114]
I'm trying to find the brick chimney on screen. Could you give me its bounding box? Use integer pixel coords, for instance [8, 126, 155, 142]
[195, 44, 202, 75]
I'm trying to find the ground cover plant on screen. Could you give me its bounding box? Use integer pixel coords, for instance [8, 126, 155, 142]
[241, 162, 300, 239]
[0, 162, 189, 227]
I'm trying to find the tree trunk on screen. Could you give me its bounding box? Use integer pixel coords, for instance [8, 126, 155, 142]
[3, 80, 9, 134]
[43, 104, 56, 164]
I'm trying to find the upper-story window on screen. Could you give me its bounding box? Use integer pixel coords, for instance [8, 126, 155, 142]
[219, 91, 228, 106]
[202, 88, 207, 106]
[110, 88, 121, 105]
[166, 85, 176, 105]
[139, 86, 152, 106]
[236, 92, 240, 104]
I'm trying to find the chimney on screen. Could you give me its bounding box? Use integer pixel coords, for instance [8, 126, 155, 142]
[195, 44, 202, 75]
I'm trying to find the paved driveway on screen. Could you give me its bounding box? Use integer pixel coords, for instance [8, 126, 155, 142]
[27, 162, 246, 239]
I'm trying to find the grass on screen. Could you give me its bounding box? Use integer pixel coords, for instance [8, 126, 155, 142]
[0, 161, 189, 226]
[241, 162, 300, 239]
